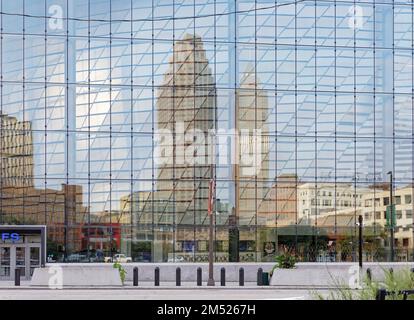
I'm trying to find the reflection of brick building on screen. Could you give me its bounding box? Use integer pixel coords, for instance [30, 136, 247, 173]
[1, 113, 87, 254]
[0, 184, 87, 253]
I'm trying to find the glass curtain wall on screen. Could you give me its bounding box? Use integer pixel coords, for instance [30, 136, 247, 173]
[0, 0, 413, 262]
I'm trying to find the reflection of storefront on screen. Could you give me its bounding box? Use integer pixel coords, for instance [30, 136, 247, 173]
[0, 225, 46, 280]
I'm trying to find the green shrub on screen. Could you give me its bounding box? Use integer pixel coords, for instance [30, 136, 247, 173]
[113, 262, 127, 285]
[314, 268, 414, 300]
[270, 253, 297, 276]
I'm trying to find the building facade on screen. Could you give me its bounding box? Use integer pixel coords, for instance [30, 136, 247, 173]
[1, 0, 414, 263]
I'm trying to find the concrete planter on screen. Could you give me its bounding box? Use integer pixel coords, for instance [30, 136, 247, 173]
[269, 263, 414, 288]
[270, 268, 297, 285]
[31, 265, 123, 287]
[270, 264, 356, 288]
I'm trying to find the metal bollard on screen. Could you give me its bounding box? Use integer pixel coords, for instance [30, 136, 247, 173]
[239, 267, 244, 286]
[14, 269, 20, 286]
[257, 268, 263, 286]
[176, 267, 181, 287]
[220, 267, 226, 286]
[133, 267, 138, 286]
[197, 267, 202, 286]
[376, 288, 387, 300]
[366, 268, 372, 282]
[154, 267, 160, 286]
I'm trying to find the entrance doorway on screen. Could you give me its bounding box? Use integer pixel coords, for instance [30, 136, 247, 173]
[0, 244, 41, 280]
[0, 225, 46, 281]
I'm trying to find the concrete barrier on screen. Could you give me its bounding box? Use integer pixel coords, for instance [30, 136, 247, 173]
[269, 262, 414, 288]
[29, 262, 414, 287]
[31, 264, 122, 287]
[119, 263, 275, 282]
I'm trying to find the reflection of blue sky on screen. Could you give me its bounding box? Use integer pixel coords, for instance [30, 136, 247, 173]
[1, 0, 413, 213]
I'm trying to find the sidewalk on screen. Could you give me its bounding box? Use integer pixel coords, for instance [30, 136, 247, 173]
[0, 281, 269, 289]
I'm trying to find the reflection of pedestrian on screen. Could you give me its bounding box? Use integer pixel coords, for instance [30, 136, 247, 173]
[96, 249, 103, 262]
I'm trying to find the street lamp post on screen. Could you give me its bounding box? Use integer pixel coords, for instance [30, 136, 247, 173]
[358, 215, 363, 268]
[387, 171, 395, 262]
[207, 178, 215, 286]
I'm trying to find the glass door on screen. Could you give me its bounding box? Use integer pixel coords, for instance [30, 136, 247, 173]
[15, 247, 26, 278]
[29, 246, 40, 277]
[0, 247, 11, 279]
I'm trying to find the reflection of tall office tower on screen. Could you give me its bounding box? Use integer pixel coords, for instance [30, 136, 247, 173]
[235, 69, 269, 225]
[0, 114, 34, 187]
[154, 34, 216, 225]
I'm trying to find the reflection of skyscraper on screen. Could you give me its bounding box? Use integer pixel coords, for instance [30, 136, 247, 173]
[235, 69, 269, 225]
[153, 33, 216, 225]
[0, 113, 34, 187]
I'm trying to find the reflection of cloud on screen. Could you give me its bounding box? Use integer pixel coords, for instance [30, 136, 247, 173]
[77, 89, 121, 129]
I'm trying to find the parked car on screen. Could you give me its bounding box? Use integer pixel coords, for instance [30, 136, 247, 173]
[66, 253, 88, 262]
[167, 256, 185, 263]
[104, 254, 132, 263]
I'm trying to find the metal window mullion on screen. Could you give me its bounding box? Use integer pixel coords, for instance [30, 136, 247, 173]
[411, 0, 414, 260]
[109, 0, 113, 256]
[274, 0, 278, 250]
[334, 0, 338, 244]
[44, 0, 47, 226]
[373, 0, 377, 238]
[353, 0, 357, 262]
[411, 1, 414, 258]
[0, 0, 3, 224]
[130, 0, 133, 254]
[294, 0, 298, 255]
[314, 0, 318, 255]
[22, 0, 25, 223]
[193, 0, 196, 263]
[87, 0, 91, 261]
[213, 0, 218, 263]
[151, 0, 155, 262]
[172, 0, 176, 262]
[253, 0, 258, 262]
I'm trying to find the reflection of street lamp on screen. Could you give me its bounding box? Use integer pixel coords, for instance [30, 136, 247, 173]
[387, 171, 395, 262]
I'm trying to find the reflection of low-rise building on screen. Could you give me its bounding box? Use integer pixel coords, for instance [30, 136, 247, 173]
[362, 185, 414, 256]
[303, 184, 414, 261]
[0, 183, 87, 254]
[297, 183, 367, 223]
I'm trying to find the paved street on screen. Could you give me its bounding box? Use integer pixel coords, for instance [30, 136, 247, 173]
[0, 287, 328, 300]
